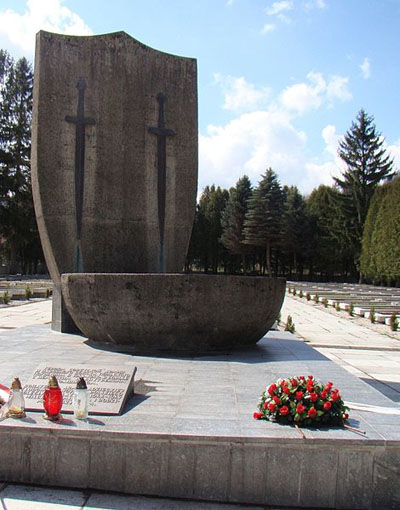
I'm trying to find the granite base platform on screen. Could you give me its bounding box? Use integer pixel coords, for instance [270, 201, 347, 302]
[0, 325, 399, 509]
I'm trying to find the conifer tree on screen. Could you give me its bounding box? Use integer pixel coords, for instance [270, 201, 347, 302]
[188, 185, 229, 273]
[335, 109, 395, 279]
[0, 49, 15, 200]
[220, 175, 252, 272]
[367, 176, 400, 285]
[306, 185, 356, 279]
[0, 51, 40, 273]
[243, 168, 284, 276]
[360, 184, 388, 282]
[282, 186, 310, 279]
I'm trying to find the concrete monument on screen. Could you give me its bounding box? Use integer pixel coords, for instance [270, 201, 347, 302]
[32, 31, 197, 331]
[31, 31, 285, 352]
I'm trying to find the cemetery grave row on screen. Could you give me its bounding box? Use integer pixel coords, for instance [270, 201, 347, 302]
[287, 281, 400, 330]
[0, 279, 53, 305]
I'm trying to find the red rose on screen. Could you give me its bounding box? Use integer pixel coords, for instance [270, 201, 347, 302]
[320, 391, 328, 399]
[307, 375, 314, 380]
[291, 378, 298, 386]
[323, 401, 332, 411]
[310, 392, 318, 402]
[283, 386, 290, 395]
[280, 380, 286, 387]
[280, 406, 290, 416]
[268, 402, 276, 412]
[331, 392, 341, 402]
[308, 407, 317, 418]
[268, 384, 277, 396]
[273, 396, 281, 404]
[299, 376, 305, 380]
[263, 401, 269, 408]
[343, 412, 349, 420]
[296, 403, 306, 414]
[296, 391, 303, 400]
[326, 382, 333, 390]
[306, 384, 313, 392]
[253, 412, 263, 419]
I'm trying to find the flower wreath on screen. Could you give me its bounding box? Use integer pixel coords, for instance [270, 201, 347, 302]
[254, 376, 349, 427]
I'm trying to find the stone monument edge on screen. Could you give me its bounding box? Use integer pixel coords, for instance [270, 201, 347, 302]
[34, 29, 198, 63]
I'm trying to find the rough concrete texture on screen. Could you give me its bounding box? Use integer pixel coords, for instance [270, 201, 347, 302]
[31, 31, 198, 280]
[0, 324, 399, 508]
[61, 273, 286, 351]
[51, 283, 80, 334]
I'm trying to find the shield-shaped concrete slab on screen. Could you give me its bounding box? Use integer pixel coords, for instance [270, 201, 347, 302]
[31, 31, 198, 282]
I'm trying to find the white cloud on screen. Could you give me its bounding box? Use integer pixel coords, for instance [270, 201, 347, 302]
[199, 112, 345, 194]
[302, 124, 345, 191]
[303, 161, 338, 192]
[304, 0, 327, 9]
[214, 74, 271, 112]
[280, 72, 352, 114]
[386, 139, 400, 173]
[280, 72, 325, 113]
[322, 124, 340, 158]
[326, 75, 352, 102]
[261, 23, 276, 34]
[200, 72, 353, 194]
[265, 1, 294, 16]
[360, 57, 371, 79]
[199, 109, 309, 192]
[277, 13, 292, 24]
[0, 0, 92, 58]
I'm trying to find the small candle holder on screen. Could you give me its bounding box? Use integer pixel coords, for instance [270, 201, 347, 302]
[73, 377, 89, 420]
[43, 375, 63, 421]
[7, 377, 26, 419]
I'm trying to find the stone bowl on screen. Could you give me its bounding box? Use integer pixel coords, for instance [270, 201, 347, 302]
[61, 273, 286, 353]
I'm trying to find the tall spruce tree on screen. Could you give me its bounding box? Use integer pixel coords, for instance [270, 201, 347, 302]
[243, 168, 284, 276]
[282, 185, 310, 279]
[306, 185, 355, 279]
[0, 51, 40, 273]
[220, 175, 252, 273]
[335, 109, 395, 280]
[188, 185, 229, 273]
[0, 50, 14, 203]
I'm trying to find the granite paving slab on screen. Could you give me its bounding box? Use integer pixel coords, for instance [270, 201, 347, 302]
[0, 324, 398, 442]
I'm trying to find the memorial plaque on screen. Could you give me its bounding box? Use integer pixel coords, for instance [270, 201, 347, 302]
[24, 364, 137, 415]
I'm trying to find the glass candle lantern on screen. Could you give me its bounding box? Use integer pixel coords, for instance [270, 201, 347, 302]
[8, 377, 26, 419]
[43, 375, 63, 421]
[73, 377, 89, 420]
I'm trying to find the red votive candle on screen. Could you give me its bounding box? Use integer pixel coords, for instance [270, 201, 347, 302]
[43, 375, 63, 421]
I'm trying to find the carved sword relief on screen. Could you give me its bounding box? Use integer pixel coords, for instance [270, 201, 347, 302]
[65, 78, 95, 271]
[148, 93, 176, 271]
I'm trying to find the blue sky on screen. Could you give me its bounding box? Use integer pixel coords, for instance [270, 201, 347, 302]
[1, 0, 399, 194]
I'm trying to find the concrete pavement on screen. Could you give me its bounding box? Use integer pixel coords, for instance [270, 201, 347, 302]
[0, 299, 52, 329]
[0, 484, 266, 509]
[281, 294, 400, 402]
[3, 296, 400, 403]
